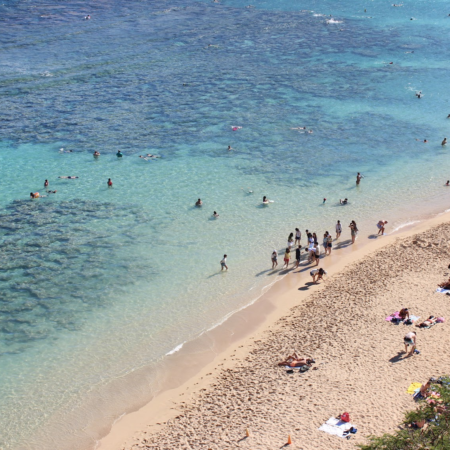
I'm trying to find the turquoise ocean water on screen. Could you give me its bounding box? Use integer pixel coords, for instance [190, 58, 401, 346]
[1, 0, 450, 448]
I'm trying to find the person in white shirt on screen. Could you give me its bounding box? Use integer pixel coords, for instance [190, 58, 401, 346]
[310, 268, 327, 283]
[220, 255, 228, 271]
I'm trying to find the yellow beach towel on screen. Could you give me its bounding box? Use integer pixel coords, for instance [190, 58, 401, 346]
[407, 382, 421, 394]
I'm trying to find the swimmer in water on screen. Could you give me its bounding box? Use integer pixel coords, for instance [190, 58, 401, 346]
[447, 114, 450, 119]
[227, 146, 233, 151]
[44, 179, 49, 187]
[146, 154, 161, 158]
[340, 198, 348, 205]
[416, 91, 422, 99]
[442, 137, 447, 146]
[46, 190, 57, 194]
[195, 198, 203, 206]
[263, 196, 269, 204]
[213, 211, 219, 218]
[139, 156, 149, 160]
[446, 180, 450, 186]
[58, 176, 79, 179]
[116, 150, 123, 157]
[59, 148, 73, 153]
[85, 15, 91, 20]
[307, 129, 313, 134]
[30, 192, 40, 199]
[291, 127, 306, 130]
[323, 198, 327, 204]
[356, 172, 363, 185]
[93, 151, 100, 157]
[107, 178, 113, 187]
[231, 126, 242, 131]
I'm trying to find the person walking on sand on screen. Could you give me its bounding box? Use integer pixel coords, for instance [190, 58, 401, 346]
[404, 331, 417, 356]
[294, 245, 301, 269]
[271, 250, 278, 269]
[377, 220, 388, 235]
[336, 220, 342, 239]
[220, 254, 228, 271]
[295, 228, 301, 246]
[283, 248, 291, 269]
[349, 220, 358, 243]
[310, 267, 327, 283]
[107, 178, 113, 187]
[356, 172, 363, 185]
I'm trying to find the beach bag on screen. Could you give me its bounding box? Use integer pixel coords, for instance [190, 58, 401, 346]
[340, 412, 350, 423]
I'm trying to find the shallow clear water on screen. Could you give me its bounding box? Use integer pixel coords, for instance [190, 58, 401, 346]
[1, 0, 450, 448]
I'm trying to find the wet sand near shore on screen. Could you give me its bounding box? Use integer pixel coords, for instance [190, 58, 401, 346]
[99, 215, 450, 450]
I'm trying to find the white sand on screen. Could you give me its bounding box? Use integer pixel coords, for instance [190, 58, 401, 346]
[98, 219, 450, 449]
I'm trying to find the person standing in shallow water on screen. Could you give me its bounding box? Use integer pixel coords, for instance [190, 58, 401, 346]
[271, 250, 278, 269]
[350, 220, 358, 243]
[336, 220, 342, 239]
[107, 178, 113, 187]
[220, 254, 228, 271]
[44, 179, 49, 188]
[356, 172, 363, 185]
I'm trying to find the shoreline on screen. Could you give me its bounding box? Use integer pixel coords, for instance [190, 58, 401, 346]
[97, 210, 450, 450]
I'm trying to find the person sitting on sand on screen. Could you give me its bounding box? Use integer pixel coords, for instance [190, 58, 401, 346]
[195, 198, 202, 207]
[418, 379, 433, 398]
[399, 308, 410, 320]
[278, 353, 315, 367]
[404, 331, 417, 356]
[417, 316, 438, 328]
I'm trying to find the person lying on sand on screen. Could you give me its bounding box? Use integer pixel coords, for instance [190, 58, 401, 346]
[278, 353, 315, 367]
[438, 278, 450, 289]
[416, 316, 438, 328]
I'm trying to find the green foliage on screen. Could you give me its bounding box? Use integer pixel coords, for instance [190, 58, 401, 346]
[359, 377, 450, 450]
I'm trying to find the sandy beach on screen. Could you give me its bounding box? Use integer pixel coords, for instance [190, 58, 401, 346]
[99, 215, 450, 450]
